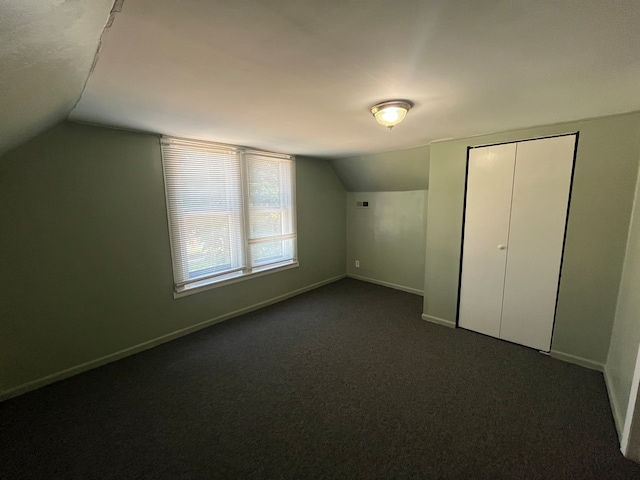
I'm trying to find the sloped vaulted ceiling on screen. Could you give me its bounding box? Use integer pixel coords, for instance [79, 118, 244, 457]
[2, 1, 640, 160]
[69, 0, 640, 158]
[0, 0, 113, 156]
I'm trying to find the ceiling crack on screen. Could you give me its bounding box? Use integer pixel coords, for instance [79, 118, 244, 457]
[69, 0, 125, 119]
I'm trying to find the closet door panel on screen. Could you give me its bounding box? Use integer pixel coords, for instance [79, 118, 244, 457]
[499, 135, 576, 351]
[459, 143, 516, 337]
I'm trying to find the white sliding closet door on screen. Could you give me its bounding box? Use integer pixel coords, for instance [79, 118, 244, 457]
[499, 136, 575, 350]
[458, 134, 576, 352]
[458, 143, 516, 338]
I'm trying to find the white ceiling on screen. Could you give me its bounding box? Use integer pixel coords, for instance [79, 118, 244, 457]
[4, 1, 640, 159]
[0, 0, 113, 156]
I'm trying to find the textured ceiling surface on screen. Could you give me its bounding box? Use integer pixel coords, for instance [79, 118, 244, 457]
[0, 0, 114, 156]
[3, 1, 639, 159]
[70, 0, 640, 158]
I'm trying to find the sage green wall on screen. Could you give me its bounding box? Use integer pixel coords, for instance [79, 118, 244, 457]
[332, 146, 430, 294]
[329, 145, 429, 192]
[346, 191, 427, 294]
[423, 112, 640, 366]
[605, 155, 640, 458]
[0, 122, 346, 397]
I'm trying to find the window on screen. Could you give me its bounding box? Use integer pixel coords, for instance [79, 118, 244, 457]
[161, 137, 297, 296]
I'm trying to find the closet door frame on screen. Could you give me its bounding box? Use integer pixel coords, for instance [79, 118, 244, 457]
[455, 132, 579, 351]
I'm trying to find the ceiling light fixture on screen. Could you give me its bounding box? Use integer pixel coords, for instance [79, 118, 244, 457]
[370, 100, 413, 129]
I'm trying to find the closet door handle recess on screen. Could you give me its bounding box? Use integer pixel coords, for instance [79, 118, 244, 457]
[498, 244, 507, 250]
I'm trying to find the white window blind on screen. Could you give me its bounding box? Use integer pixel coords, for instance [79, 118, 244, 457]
[245, 151, 296, 269]
[161, 137, 297, 295]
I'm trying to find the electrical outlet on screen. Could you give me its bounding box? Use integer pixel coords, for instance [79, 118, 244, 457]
[355, 260, 360, 268]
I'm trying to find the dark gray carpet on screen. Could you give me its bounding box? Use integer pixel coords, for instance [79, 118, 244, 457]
[2, 278, 639, 479]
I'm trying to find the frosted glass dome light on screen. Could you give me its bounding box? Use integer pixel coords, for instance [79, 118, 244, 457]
[370, 100, 413, 129]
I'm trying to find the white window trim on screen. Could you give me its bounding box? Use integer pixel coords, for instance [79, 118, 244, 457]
[173, 260, 299, 299]
[161, 136, 298, 299]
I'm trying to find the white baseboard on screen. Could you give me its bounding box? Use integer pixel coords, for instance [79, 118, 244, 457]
[347, 274, 423, 296]
[621, 346, 640, 459]
[549, 350, 605, 372]
[604, 365, 625, 439]
[421, 313, 456, 329]
[0, 274, 346, 402]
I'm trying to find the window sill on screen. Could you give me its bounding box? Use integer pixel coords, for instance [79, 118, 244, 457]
[173, 261, 299, 299]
